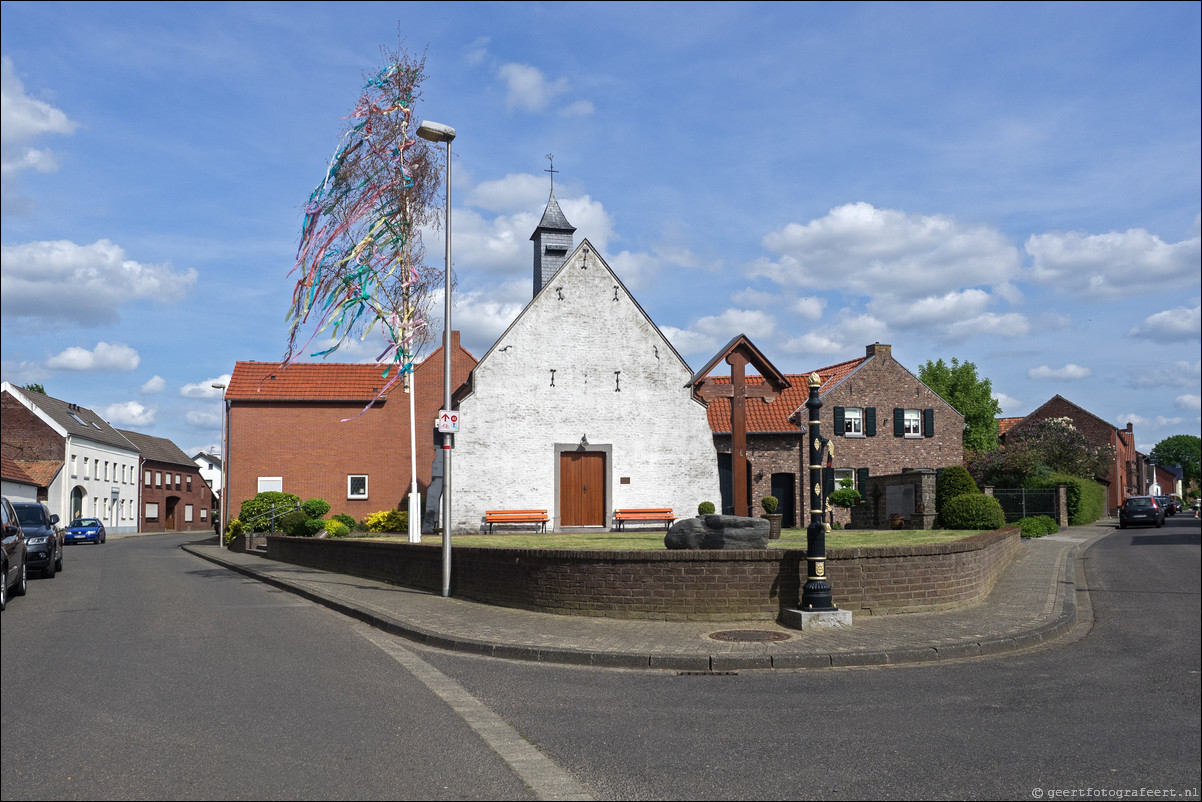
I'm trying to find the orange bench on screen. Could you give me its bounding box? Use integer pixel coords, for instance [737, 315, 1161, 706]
[485, 509, 549, 534]
[613, 508, 676, 531]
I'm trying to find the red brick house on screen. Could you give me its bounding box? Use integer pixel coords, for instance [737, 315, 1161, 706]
[118, 429, 214, 533]
[223, 333, 476, 528]
[701, 343, 964, 526]
[1000, 394, 1137, 514]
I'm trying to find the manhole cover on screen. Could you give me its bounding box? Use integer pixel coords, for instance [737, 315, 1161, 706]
[708, 630, 792, 643]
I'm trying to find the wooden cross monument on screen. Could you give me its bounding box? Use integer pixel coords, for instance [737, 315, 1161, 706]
[688, 334, 792, 517]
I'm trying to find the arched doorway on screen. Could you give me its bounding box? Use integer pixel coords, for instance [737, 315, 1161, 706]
[71, 486, 87, 521]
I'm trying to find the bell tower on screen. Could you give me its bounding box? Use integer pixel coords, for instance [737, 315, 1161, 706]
[530, 154, 576, 297]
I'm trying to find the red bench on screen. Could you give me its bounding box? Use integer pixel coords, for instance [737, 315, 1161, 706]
[485, 509, 549, 534]
[613, 508, 676, 531]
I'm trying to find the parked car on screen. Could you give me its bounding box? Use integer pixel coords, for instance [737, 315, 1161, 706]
[11, 501, 63, 578]
[1119, 496, 1164, 529]
[1168, 495, 1183, 514]
[1154, 495, 1176, 516]
[64, 517, 106, 545]
[2, 496, 29, 611]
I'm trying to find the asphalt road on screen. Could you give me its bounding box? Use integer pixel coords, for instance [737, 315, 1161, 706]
[2, 515, 1199, 801]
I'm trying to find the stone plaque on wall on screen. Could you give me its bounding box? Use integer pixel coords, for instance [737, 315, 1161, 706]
[886, 484, 915, 517]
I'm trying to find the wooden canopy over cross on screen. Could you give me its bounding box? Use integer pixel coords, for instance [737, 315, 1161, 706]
[687, 334, 792, 517]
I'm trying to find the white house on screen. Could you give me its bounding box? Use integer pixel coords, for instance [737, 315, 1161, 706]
[1, 383, 141, 532]
[193, 451, 222, 494]
[451, 194, 720, 532]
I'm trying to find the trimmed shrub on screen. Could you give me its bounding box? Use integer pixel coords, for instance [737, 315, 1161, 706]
[239, 491, 302, 532]
[332, 513, 355, 530]
[829, 488, 862, 508]
[364, 509, 408, 533]
[941, 493, 1006, 530]
[698, 501, 716, 515]
[279, 509, 309, 537]
[1017, 515, 1059, 538]
[761, 496, 779, 514]
[936, 466, 979, 521]
[325, 519, 350, 538]
[302, 498, 331, 519]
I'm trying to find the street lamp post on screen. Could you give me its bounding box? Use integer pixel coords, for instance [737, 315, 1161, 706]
[417, 120, 456, 598]
[801, 372, 835, 611]
[211, 383, 227, 548]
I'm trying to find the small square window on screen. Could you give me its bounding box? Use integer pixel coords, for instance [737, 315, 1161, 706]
[844, 407, 864, 436]
[348, 475, 368, 499]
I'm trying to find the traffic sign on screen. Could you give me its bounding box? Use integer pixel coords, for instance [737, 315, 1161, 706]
[437, 409, 460, 433]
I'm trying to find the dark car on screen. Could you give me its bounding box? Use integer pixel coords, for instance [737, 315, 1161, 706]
[64, 518, 106, 545]
[1119, 495, 1164, 529]
[1154, 495, 1176, 516]
[11, 501, 63, 578]
[2, 496, 29, 611]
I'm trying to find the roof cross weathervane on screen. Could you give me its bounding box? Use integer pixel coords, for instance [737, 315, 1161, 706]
[545, 153, 558, 194]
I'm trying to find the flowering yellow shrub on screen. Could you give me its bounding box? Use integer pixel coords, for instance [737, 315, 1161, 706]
[364, 510, 408, 532]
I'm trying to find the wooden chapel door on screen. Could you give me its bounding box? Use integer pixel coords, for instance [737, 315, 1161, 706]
[560, 451, 605, 527]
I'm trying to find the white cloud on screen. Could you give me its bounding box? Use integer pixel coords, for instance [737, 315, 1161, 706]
[185, 409, 220, 427]
[1115, 412, 1183, 430]
[463, 37, 490, 66]
[1128, 304, 1201, 342]
[793, 297, 826, 320]
[141, 375, 165, 394]
[871, 289, 993, 329]
[1, 239, 197, 327]
[1129, 359, 1202, 391]
[945, 312, 1031, 340]
[497, 63, 568, 113]
[659, 325, 718, 360]
[780, 314, 890, 358]
[46, 341, 140, 372]
[1, 56, 78, 214]
[453, 183, 614, 275]
[180, 373, 231, 399]
[1028, 363, 1092, 380]
[749, 202, 1022, 300]
[781, 331, 846, 356]
[1026, 226, 1201, 301]
[100, 401, 155, 427]
[993, 392, 1023, 415]
[1175, 394, 1201, 411]
[690, 308, 777, 344]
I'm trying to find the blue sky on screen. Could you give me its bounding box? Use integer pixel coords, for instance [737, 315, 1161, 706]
[2, 1, 1199, 458]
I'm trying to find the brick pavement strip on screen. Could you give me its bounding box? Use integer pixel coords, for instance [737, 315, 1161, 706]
[182, 524, 1113, 671]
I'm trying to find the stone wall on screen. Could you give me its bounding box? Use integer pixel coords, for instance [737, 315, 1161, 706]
[268, 526, 1019, 621]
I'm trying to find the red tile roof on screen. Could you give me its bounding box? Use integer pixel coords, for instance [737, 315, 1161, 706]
[227, 338, 476, 402]
[704, 356, 866, 433]
[1, 453, 37, 485]
[997, 416, 1024, 439]
[12, 459, 62, 487]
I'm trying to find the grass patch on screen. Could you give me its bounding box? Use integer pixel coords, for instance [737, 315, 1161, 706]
[355, 527, 983, 550]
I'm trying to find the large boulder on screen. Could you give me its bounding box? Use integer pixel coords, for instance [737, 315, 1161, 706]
[665, 515, 770, 550]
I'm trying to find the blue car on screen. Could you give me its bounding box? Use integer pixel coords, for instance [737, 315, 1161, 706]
[64, 517, 106, 545]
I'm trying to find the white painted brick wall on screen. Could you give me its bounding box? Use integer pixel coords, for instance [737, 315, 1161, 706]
[454, 241, 720, 531]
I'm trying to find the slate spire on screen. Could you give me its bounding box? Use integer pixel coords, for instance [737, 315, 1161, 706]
[530, 155, 576, 297]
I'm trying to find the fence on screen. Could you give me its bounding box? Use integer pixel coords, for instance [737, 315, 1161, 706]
[990, 488, 1057, 523]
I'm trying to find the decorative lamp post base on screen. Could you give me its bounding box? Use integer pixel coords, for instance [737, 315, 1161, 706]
[781, 607, 853, 630]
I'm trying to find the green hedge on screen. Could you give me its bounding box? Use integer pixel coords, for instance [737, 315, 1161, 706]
[1038, 473, 1106, 525]
[1017, 515, 1059, 538]
[936, 466, 979, 522]
[239, 491, 302, 533]
[941, 493, 1006, 530]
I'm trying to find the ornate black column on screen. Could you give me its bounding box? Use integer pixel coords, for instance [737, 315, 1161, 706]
[802, 372, 836, 610]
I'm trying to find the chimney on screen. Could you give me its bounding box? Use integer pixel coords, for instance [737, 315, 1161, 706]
[865, 342, 891, 359]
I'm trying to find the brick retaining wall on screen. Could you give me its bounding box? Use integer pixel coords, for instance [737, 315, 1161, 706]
[267, 527, 1020, 621]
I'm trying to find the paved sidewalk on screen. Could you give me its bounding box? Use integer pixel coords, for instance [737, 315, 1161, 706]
[181, 524, 1114, 671]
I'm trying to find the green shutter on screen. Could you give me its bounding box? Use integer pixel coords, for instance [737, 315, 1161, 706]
[865, 407, 876, 437]
[923, 408, 935, 438]
[857, 467, 870, 492]
[893, 407, 904, 437]
[833, 406, 845, 437]
[822, 466, 835, 495]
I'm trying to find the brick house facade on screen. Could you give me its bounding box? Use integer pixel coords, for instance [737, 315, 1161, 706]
[118, 429, 214, 533]
[223, 334, 476, 528]
[1001, 394, 1136, 514]
[704, 343, 965, 527]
